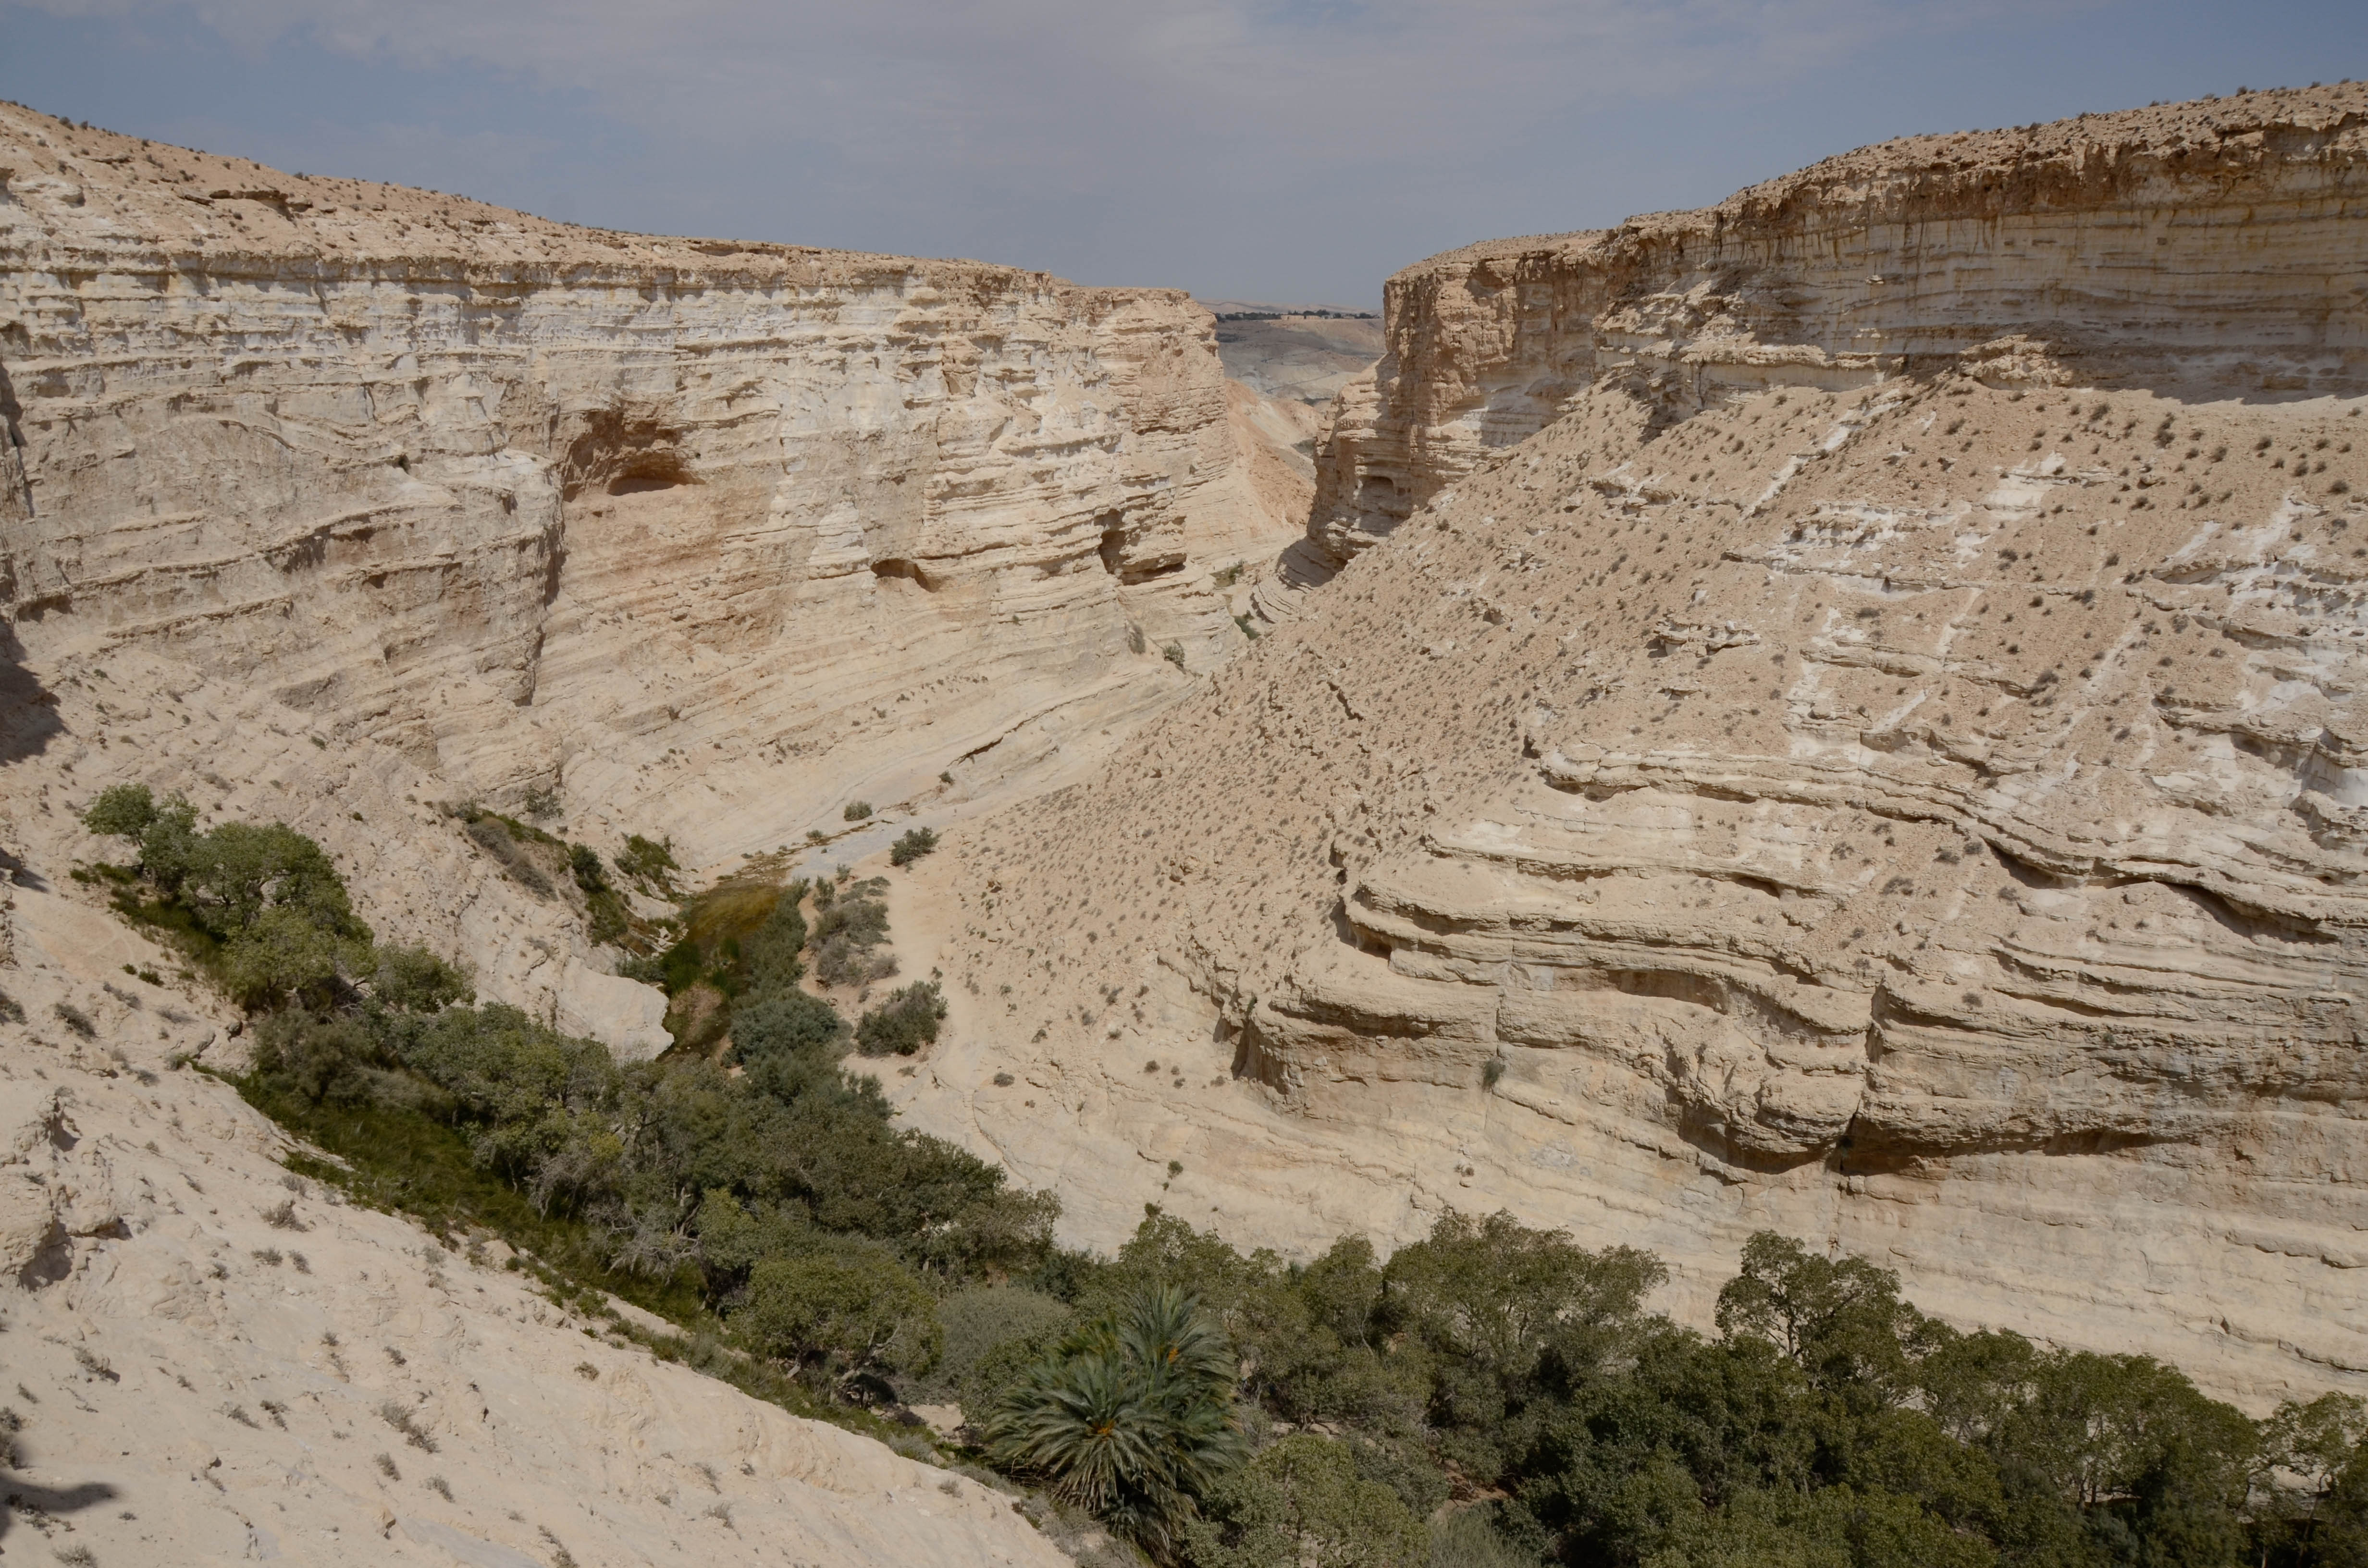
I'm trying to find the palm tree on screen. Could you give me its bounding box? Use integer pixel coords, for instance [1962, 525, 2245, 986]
[987, 1284, 1247, 1556]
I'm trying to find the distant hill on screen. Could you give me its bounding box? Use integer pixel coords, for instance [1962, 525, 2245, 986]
[1195, 299, 1385, 406]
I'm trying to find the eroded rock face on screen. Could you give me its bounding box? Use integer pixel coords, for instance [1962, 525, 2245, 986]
[900, 85, 2368, 1407]
[1275, 85, 2368, 602]
[0, 103, 1288, 1036]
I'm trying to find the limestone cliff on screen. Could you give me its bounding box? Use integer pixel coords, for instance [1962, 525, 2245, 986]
[897, 85, 2368, 1407]
[0, 103, 1284, 1039]
[1267, 85, 2368, 609]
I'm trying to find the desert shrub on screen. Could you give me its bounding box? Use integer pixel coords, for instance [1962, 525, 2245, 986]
[615, 951, 668, 986]
[1163, 642, 1186, 670]
[735, 894, 808, 996]
[374, 945, 472, 1013]
[462, 814, 554, 897]
[219, 903, 348, 1010]
[83, 794, 374, 1009]
[568, 844, 607, 894]
[634, 877, 813, 1046]
[615, 833, 679, 892]
[246, 948, 1055, 1297]
[889, 827, 938, 867]
[918, 1285, 1076, 1413]
[810, 879, 894, 987]
[1426, 1507, 1540, 1568]
[855, 981, 946, 1057]
[1184, 1433, 1427, 1568]
[730, 1242, 942, 1390]
[842, 801, 873, 822]
[81, 781, 160, 839]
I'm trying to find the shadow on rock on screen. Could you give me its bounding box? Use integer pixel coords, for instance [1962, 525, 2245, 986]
[0, 1476, 123, 1540]
[0, 617, 62, 766]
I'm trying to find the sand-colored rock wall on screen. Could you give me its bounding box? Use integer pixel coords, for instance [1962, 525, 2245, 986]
[1283, 86, 2368, 600]
[0, 103, 1292, 1036]
[899, 86, 2368, 1408]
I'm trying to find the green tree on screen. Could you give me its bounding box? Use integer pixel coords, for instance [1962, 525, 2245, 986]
[1714, 1232, 1920, 1395]
[2265, 1395, 2368, 1564]
[1186, 1434, 1427, 1568]
[731, 1244, 942, 1390]
[372, 945, 473, 1013]
[1378, 1210, 1663, 1478]
[989, 1285, 1248, 1556]
[220, 902, 351, 1010]
[81, 782, 160, 839]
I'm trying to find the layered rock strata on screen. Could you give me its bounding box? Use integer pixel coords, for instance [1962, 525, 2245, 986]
[1267, 85, 2368, 612]
[0, 103, 1285, 1034]
[899, 85, 2368, 1407]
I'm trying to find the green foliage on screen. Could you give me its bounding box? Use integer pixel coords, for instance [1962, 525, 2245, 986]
[889, 827, 939, 867]
[1163, 642, 1187, 670]
[736, 896, 808, 996]
[989, 1285, 1249, 1556]
[85, 793, 373, 1009]
[615, 833, 679, 892]
[843, 801, 873, 822]
[1427, 1507, 1541, 1568]
[1716, 1231, 1921, 1394]
[634, 877, 813, 1049]
[926, 1207, 2306, 1568]
[460, 811, 557, 897]
[730, 1238, 942, 1389]
[81, 782, 160, 839]
[568, 843, 608, 894]
[920, 1284, 1075, 1414]
[374, 945, 473, 1013]
[855, 981, 947, 1056]
[1186, 1434, 1428, 1568]
[732, 990, 846, 1070]
[244, 960, 1058, 1327]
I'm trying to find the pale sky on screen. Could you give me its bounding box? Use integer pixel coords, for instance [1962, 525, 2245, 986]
[5, 0, 2364, 305]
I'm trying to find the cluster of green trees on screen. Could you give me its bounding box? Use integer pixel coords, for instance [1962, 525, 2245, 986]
[82, 784, 390, 1009]
[959, 1213, 2368, 1568]
[247, 956, 1053, 1396]
[79, 788, 2368, 1568]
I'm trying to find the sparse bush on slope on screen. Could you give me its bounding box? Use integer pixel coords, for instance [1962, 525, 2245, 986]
[856, 981, 946, 1057]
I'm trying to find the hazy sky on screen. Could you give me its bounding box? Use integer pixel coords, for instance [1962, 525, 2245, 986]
[5, 1, 2364, 305]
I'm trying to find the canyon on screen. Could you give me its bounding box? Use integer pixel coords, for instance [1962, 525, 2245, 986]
[3, 77, 2368, 1566]
[0, 98, 1303, 1050]
[897, 83, 2368, 1409]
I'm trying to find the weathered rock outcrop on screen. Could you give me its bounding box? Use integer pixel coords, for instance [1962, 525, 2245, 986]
[0, 103, 1288, 1034]
[899, 85, 2368, 1408]
[1272, 86, 2368, 605]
